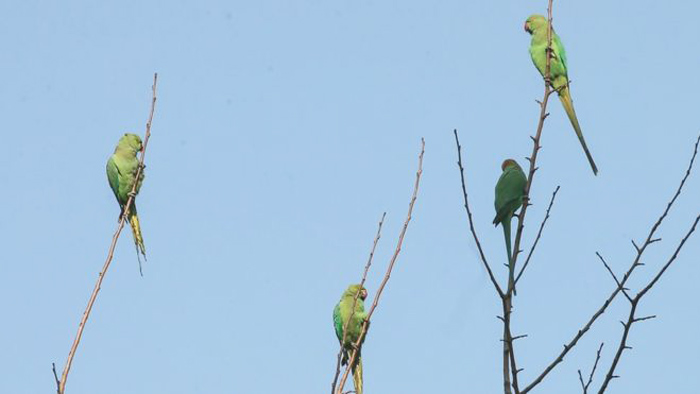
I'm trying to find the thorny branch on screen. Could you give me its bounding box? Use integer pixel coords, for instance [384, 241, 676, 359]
[504, 2, 557, 393]
[54, 73, 158, 394]
[522, 133, 700, 394]
[335, 139, 424, 394]
[455, 2, 557, 392]
[330, 212, 386, 394]
[514, 186, 560, 286]
[598, 214, 700, 393]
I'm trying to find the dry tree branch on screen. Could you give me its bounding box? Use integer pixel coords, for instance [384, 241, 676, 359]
[454, 129, 504, 297]
[54, 73, 158, 394]
[577, 343, 604, 394]
[502, 2, 557, 393]
[509, 0, 556, 297]
[598, 214, 700, 393]
[514, 186, 560, 286]
[330, 212, 386, 394]
[521, 133, 700, 394]
[335, 138, 425, 394]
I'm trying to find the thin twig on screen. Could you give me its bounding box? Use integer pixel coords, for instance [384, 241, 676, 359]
[522, 134, 700, 394]
[514, 186, 560, 285]
[454, 129, 504, 297]
[55, 73, 158, 394]
[595, 253, 632, 302]
[335, 138, 424, 394]
[331, 212, 386, 394]
[578, 343, 603, 393]
[52, 363, 60, 394]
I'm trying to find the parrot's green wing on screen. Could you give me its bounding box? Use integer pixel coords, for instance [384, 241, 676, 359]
[333, 303, 343, 343]
[552, 33, 568, 72]
[493, 167, 527, 225]
[106, 156, 122, 205]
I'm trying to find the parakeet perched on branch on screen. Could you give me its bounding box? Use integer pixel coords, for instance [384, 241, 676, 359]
[525, 14, 598, 175]
[106, 133, 147, 275]
[333, 284, 368, 394]
[494, 159, 527, 293]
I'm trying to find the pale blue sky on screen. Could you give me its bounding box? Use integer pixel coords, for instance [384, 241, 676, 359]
[1, 1, 699, 393]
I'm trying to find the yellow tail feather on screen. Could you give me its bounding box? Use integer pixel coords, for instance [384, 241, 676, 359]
[352, 355, 363, 394]
[128, 209, 147, 275]
[558, 86, 599, 175]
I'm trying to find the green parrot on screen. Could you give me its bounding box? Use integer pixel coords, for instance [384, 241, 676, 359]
[525, 14, 598, 175]
[493, 159, 527, 293]
[106, 133, 147, 275]
[333, 284, 368, 394]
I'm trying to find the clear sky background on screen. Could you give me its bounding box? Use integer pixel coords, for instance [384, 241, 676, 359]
[1, 1, 699, 393]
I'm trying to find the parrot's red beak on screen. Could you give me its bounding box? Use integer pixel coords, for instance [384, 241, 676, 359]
[524, 21, 531, 34]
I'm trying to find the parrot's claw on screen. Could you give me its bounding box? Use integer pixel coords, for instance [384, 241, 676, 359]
[128, 191, 137, 198]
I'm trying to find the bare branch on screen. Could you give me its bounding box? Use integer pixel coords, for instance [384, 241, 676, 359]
[578, 343, 603, 393]
[637, 214, 700, 299]
[523, 134, 700, 393]
[597, 301, 637, 393]
[515, 186, 560, 285]
[52, 363, 60, 394]
[508, 0, 557, 297]
[595, 253, 632, 302]
[336, 139, 425, 394]
[598, 214, 700, 393]
[55, 73, 158, 393]
[454, 129, 504, 297]
[331, 212, 386, 394]
[501, 2, 556, 393]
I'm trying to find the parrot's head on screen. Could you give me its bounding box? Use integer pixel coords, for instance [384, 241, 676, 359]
[345, 284, 368, 301]
[524, 14, 547, 35]
[501, 159, 521, 172]
[119, 133, 143, 153]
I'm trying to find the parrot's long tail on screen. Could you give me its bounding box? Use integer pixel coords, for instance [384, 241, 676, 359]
[352, 353, 363, 394]
[127, 204, 147, 276]
[503, 217, 516, 295]
[558, 86, 599, 175]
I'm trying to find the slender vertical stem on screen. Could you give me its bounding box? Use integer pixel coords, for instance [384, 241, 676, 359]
[336, 139, 424, 394]
[501, 2, 555, 393]
[56, 74, 158, 394]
